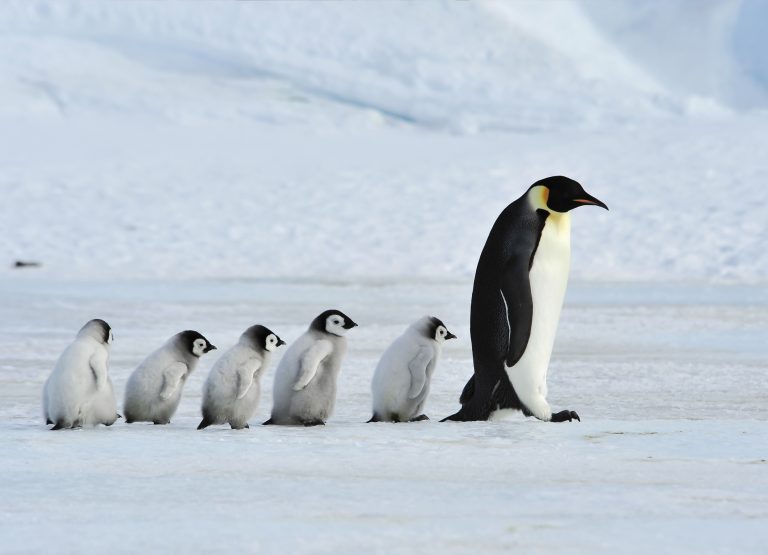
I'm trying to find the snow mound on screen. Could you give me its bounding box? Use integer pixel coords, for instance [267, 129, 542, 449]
[1, 1, 767, 284]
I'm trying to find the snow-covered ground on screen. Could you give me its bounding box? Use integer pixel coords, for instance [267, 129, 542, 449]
[1, 279, 767, 554]
[1, 1, 767, 553]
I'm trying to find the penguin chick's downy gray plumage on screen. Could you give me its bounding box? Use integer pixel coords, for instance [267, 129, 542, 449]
[369, 316, 456, 423]
[42, 319, 119, 429]
[444, 176, 607, 423]
[265, 310, 357, 426]
[198, 325, 285, 430]
[124, 330, 216, 425]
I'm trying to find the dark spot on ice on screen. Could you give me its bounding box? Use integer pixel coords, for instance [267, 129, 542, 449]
[13, 260, 41, 268]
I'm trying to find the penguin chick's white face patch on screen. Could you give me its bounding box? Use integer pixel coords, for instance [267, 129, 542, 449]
[326, 315, 348, 336]
[434, 325, 448, 343]
[107, 330, 114, 344]
[192, 338, 208, 357]
[265, 334, 279, 352]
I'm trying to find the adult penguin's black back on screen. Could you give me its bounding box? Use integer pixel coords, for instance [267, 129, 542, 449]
[443, 176, 607, 423]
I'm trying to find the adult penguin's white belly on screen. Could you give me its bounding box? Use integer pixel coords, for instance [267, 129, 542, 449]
[504, 212, 571, 421]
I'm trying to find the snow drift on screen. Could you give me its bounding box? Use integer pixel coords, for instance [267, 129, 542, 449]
[1, 0, 767, 284]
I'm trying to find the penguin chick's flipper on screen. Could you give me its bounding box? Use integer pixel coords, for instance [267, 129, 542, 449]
[410, 414, 430, 422]
[551, 410, 580, 423]
[197, 418, 212, 430]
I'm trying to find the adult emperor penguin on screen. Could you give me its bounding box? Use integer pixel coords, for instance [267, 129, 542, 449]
[124, 330, 216, 425]
[369, 316, 456, 423]
[42, 319, 120, 429]
[444, 176, 607, 423]
[198, 325, 285, 430]
[265, 309, 357, 426]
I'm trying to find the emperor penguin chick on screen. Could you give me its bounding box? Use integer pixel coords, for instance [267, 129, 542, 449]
[42, 319, 119, 430]
[369, 316, 455, 423]
[124, 330, 216, 425]
[198, 325, 285, 430]
[265, 310, 357, 426]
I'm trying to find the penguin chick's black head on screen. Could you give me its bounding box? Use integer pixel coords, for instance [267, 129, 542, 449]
[531, 176, 608, 213]
[177, 330, 216, 357]
[242, 324, 286, 350]
[311, 309, 358, 333]
[79, 319, 112, 344]
[428, 316, 457, 341]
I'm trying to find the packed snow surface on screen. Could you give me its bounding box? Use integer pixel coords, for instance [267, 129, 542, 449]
[1, 1, 767, 553]
[1, 280, 767, 554]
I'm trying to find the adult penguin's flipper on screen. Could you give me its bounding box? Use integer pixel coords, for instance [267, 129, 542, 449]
[499, 252, 534, 368]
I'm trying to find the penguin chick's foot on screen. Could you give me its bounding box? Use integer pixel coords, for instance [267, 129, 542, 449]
[551, 410, 580, 422]
[409, 414, 430, 422]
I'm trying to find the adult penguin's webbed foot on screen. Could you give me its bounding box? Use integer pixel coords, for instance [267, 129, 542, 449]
[551, 410, 580, 422]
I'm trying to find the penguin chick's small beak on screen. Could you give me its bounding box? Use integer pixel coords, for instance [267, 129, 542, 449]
[343, 320, 358, 330]
[205, 344, 217, 352]
[277, 339, 287, 347]
[573, 192, 609, 210]
[445, 331, 457, 340]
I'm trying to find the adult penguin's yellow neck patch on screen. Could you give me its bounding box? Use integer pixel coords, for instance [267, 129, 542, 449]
[528, 185, 569, 230]
[528, 185, 550, 211]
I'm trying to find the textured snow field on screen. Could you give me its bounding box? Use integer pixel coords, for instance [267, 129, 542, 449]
[1, 279, 767, 554]
[2, 1, 768, 553]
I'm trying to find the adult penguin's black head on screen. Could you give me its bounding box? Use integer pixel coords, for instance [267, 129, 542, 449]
[530, 176, 608, 213]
